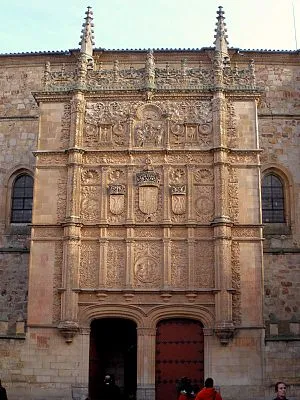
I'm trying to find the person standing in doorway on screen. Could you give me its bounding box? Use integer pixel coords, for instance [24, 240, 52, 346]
[0, 380, 8, 400]
[273, 382, 289, 400]
[195, 378, 222, 400]
[100, 374, 120, 400]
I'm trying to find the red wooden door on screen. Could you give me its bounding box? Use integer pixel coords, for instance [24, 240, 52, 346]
[155, 318, 204, 400]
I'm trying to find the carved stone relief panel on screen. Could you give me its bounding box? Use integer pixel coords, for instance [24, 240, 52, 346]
[106, 241, 126, 288]
[134, 104, 166, 148]
[134, 227, 162, 238]
[228, 152, 258, 166]
[80, 168, 101, 222]
[81, 228, 99, 238]
[193, 168, 214, 185]
[53, 242, 63, 323]
[83, 100, 213, 150]
[166, 152, 213, 165]
[107, 228, 126, 238]
[194, 241, 214, 288]
[61, 103, 71, 149]
[228, 167, 239, 222]
[84, 102, 131, 148]
[36, 153, 68, 167]
[171, 241, 188, 288]
[80, 241, 99, 288]
[193, 186, 214, 223]
[167, 100, 213, 148]
[226, 100, 237, 148]
[170, 228, 187, 239]
[81, 168, 100, 185]
[231, 241, 241, 325]
[232, 227, 259, 239]
[57, 170, 67, 222]
[133, 241, 162, 288]
[81, 186, 100, 222]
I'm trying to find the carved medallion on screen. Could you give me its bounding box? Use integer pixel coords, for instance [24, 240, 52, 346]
[135, 256, 159, 283]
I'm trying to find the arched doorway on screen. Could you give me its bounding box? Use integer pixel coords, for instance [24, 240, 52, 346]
[89, 318, 137, 400]
[155, 318, 204, 400]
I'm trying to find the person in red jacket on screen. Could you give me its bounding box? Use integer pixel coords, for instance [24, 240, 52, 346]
[195, 378, 222, 400]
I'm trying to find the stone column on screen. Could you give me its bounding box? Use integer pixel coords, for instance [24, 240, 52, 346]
[212, 92, 234, 344]
[59, 93, 85, 342]
[136, 327, 156, 400]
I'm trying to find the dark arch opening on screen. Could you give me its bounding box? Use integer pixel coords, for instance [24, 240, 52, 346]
[89, 318, 137, 400]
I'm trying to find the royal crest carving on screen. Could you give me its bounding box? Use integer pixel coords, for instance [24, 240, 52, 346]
[108, 184, 126, 215]
[136, 162, 160, 217]
[170, 185, 186, 215]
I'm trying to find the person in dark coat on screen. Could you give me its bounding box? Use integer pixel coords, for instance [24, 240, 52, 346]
[273, 382, 289, 400]
[0, 380, 8, 400]
[100, 374, 120, 400]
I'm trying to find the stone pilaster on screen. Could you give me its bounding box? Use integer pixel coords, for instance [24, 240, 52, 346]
[212, 87, 234, 343]
[136, 327, 156, 400]
[163, 227, 171, 288]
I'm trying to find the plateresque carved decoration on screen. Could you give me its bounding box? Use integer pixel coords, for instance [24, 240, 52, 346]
[134, 104, 165, 147]
[108, 184, 126, 215]
[134, 242, 161, 286]
[136, 161, 160, 217]
[170, 185, 187, 215]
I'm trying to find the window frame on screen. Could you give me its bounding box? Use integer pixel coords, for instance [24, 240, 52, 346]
[261, 166, 292, 235]
[262, 173, 285, 223]
[10, 174, 34, 224]
[5, 168, 34, 227]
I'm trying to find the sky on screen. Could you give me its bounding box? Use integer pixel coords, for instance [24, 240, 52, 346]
[1, 0, 299, 54]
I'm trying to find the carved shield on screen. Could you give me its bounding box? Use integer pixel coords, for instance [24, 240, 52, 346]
[139, 186, 158, 215]
[109, 195, 125, 215]
[171, 195, 186, 215]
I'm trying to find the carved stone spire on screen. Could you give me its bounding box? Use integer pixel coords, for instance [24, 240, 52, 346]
[79, 6, 95, 57]
[214, 6, 229, 61]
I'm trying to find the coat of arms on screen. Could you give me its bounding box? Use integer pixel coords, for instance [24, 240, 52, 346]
[170, 185, 186, 215]
[136, 164, 160, 216]
[108, 184, 125, 215]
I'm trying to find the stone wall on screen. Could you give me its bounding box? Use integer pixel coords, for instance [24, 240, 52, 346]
[0, 60, 41, 336]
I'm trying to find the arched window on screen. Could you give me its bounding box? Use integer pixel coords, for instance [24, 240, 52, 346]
[262, 173, 285, 223]
[11, 174, 34, 223]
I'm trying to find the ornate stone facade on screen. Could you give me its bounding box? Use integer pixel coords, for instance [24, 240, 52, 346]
[0, 6, 299, 400]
